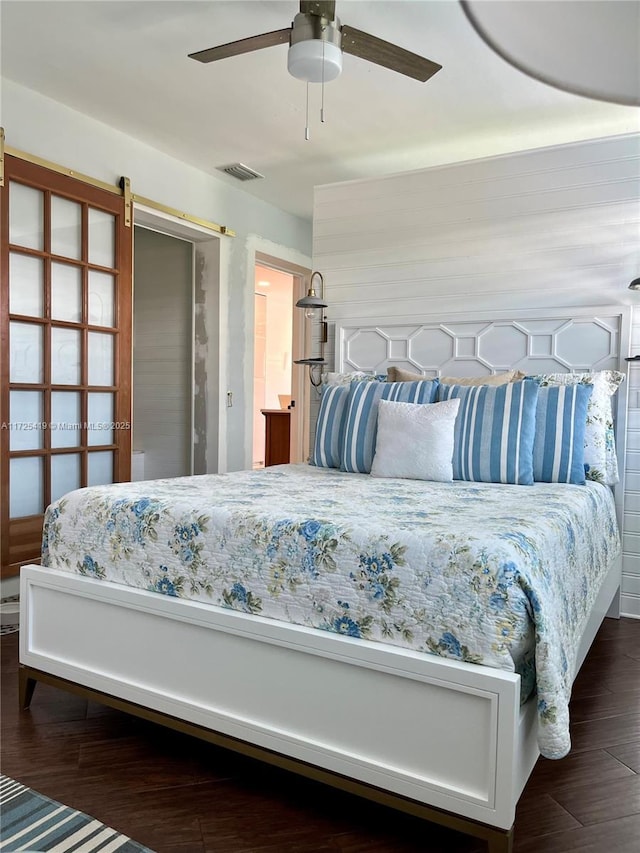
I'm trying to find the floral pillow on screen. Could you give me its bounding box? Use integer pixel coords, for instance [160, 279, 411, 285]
[527, 371, 624, 485]
[323, 371, 381, 386]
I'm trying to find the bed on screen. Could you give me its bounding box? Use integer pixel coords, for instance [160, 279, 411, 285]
[19, 307, 629, 853]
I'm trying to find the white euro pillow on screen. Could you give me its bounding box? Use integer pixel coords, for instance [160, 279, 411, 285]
[370, 398, 461, 482]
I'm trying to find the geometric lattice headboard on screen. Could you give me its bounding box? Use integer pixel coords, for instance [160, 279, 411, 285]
[336, 307, 627, 377]
[336, 305, 631, 521]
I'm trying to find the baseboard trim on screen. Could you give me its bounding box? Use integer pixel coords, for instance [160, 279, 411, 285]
[621, 593, 640, 619]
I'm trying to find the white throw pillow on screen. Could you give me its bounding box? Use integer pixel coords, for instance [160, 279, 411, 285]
[370, 398, 460, 482]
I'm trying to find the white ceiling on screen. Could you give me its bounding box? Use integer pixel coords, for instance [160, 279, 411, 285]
[1, 0, 638, 221]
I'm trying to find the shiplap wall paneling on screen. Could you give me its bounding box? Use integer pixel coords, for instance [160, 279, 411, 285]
[313, 134, 640, 617]
[623, 345, 640, 617]
[314, 134, 639, 326]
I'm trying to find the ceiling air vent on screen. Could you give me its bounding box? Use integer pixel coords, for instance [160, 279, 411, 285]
[217, 163, 265, 182]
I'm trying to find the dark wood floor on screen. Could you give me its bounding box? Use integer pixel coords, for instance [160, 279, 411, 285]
[2, 617, 639, 853]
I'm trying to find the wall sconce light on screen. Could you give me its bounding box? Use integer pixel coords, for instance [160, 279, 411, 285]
[296, 270, 328, 320]
[294, 271, 328, 388]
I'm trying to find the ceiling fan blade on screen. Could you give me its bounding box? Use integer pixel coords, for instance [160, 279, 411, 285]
[189, 28, 291, 63]
[340, 25, 442, 82]
[300, 1, 336, 21]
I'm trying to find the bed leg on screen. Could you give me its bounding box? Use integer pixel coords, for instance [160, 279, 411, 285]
[487, 826, 514, 853]
[19, 666, 37, 710]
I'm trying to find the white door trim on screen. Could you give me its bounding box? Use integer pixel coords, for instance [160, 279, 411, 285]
[133, 203, 226, 475]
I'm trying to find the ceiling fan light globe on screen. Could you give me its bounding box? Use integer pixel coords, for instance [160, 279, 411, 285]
[287, 39, 343, 82]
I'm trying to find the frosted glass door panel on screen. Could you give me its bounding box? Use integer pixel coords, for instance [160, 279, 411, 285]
[9, 253, 43, 317]
[88, 208, 115, 268]
[9, 457, 44, 517]
[51, 195, 82, 260]
[9, 391, 43, 451]
[51, 263, 82, 322]
[88, 271, 115, 327]
[88, 392, 114, 446]
[9, 182, 44, 251]
[88, 332, 114, 386]
[51, 327, 81, 385]
[10, 322, 43, 383]
[51, 391, 81, 448]
[3, 155, 132, 572]
[51, 454, 81, 503]
[88, 451, 113, 486]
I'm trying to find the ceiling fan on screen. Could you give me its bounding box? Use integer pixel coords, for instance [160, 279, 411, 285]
[188, 0, 442, 84]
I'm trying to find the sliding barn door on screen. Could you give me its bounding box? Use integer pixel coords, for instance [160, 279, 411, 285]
[1, 154, 132, 578]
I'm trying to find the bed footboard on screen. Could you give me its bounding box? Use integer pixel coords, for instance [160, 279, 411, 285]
[18, 659, 514, 853]
[18, 555, 621, 848]
[19, 566, 532, 838]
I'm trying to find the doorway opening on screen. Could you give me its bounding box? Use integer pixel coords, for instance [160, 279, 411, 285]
[132, 204, 224, 478]
[133, 226, 193, 480]
[252, 264, 295, 468]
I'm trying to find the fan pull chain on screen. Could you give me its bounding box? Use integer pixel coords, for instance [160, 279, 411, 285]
[305, 81, 310, 140]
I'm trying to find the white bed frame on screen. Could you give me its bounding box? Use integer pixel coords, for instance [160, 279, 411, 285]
[19, 306, 630, 853]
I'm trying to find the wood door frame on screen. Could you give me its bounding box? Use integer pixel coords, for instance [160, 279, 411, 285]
[1, 154, 132, 578]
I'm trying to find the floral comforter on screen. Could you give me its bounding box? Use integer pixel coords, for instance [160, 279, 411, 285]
[41, 464, 619, 759]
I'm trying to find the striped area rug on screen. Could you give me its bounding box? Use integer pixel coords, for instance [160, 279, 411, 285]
[0, 776, 155, 852]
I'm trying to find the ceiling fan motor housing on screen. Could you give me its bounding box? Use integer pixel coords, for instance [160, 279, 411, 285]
[288, 12, 343, 82]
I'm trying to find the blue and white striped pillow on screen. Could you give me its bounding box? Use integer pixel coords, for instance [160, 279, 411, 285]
[310, 384, 350, 468]
[341, 379, 439, 473]
[532, 384, 593, 484]
[438, 380, 539, 484]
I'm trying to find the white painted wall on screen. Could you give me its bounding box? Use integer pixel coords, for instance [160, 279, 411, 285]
[312, 133, 640, 617]
[1, 78, 312, 473]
